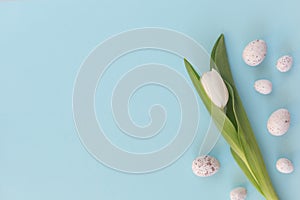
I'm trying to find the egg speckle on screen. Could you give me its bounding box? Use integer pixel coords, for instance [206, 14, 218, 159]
[276, 158, 294, 174]
[230, 187, 247, 200]
[276, 55, 293, 72]
[254, 79, 272, 95]
[192, 155, 220, 177]
[267, 108, 290, 136]
[243, 39, 267, 66]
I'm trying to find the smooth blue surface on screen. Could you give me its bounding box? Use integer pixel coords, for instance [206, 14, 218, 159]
[1, 0, 300, 199]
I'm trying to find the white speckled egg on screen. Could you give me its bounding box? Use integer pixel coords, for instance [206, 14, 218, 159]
[254, 79, 272, 95]
[243, 39, 267, 66]
[267, 108, 290, 136]
[230, 187, 247, 200]
[192, 155, 220, 177]
[276, 55, 293, 72]
[276, 158, 294, 174]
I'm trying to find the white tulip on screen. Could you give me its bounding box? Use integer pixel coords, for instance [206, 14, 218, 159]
[200, 69, 229, 109]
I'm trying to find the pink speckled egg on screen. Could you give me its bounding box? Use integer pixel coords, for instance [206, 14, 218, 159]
[267, 108, 290, 136]
[254, 79, 272, 95]
[192, 155, 220, 177]
[276, 55, 293, 72]
[230, 187, 247, 200]
[276, 158, 294, 174]
[243, 39, 267, 66]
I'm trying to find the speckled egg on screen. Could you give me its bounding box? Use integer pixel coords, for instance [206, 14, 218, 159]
[276, 55, 293, 72]
[276, 158, 294, 174]
[267, 108, 290, 136]
[192, 155, 220, 177]
[243, 39, 267, 66]
[230, 187, 247, 200]
[254, 79, 272, 95]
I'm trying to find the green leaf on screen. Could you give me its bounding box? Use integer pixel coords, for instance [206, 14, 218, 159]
[230, 148, 263, 194]
[210, 34, 235, 87]
[210, 34, 222, 70]
[226, 82, 263, 193]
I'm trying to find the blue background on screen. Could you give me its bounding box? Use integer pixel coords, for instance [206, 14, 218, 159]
[1, 0, 299, 199]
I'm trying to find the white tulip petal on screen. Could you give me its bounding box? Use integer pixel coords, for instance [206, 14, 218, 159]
[201, 69, 229, 109]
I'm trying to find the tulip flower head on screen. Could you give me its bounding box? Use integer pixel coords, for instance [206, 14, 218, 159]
[200, 69, 229, 109]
